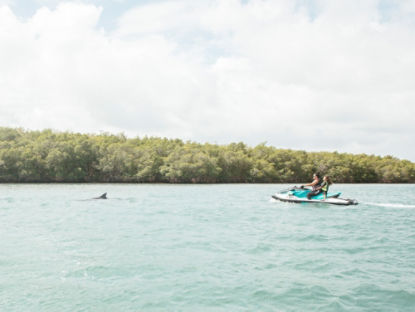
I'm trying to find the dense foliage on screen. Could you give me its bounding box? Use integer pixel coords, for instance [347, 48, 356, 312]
[0, 127, 414, 183]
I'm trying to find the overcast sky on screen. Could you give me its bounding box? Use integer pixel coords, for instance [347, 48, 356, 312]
[1, 0, 415, 161]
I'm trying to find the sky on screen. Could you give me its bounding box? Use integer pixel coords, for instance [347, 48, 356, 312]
[1, 0, 415, 161]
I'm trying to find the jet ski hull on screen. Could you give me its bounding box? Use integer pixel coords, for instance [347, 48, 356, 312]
[272, 193, 358, 205]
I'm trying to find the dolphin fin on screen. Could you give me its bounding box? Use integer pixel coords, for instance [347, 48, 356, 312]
[95, 192, 107, 199]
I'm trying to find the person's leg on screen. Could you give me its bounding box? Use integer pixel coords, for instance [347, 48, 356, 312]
[307, 190, 320, 199]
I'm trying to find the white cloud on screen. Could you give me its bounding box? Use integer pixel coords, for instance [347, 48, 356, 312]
[116, 1, 194, 35]
[0, 0, 13, 5]
[0, 0, 415, 160]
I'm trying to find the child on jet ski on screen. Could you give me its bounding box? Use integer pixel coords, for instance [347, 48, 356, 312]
[320, 176, 333, 200]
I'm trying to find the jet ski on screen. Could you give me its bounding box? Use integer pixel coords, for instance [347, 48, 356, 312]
[272, 186, 358, 206]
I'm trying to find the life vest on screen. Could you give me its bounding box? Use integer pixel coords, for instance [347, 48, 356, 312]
[312, 177, 322, 190]
[321, 181, 329, 192]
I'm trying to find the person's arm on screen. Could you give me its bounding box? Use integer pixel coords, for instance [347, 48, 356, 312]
[315, 181, 325, 191]
[304, 178, 319, 187]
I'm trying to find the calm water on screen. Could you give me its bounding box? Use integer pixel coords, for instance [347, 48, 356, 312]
[0, 184, 414, 311]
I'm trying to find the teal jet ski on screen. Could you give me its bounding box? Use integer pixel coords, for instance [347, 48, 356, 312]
[272, 186, 358, 205]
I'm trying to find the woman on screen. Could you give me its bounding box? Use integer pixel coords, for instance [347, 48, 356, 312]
[302, 173, 322, 200]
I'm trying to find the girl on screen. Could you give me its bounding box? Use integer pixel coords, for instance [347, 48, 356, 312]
[321, 176, 333, 200]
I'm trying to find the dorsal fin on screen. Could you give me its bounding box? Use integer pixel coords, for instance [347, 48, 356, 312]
[95, 192, 107, 199]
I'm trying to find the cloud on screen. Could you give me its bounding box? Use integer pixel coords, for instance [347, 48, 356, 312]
[0, 0, 13, 5]
[0, 0, 415, 160]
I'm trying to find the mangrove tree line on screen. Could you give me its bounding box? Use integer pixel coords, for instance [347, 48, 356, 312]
[0, 127, 414, 183]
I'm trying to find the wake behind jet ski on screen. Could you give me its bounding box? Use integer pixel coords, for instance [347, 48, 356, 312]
[272, 186, 358, 206]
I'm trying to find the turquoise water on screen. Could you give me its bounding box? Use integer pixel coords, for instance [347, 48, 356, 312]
[0, 184, 414, 311]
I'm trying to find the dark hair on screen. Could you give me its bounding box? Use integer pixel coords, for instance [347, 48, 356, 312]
[324, 176, 333, 185]
[313, 173, 321, 179]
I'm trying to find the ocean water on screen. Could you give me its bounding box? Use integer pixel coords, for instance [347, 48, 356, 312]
[0, 183, 414, 312]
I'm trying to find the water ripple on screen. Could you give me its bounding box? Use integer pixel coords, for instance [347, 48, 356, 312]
[0, 184, 414, 311]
